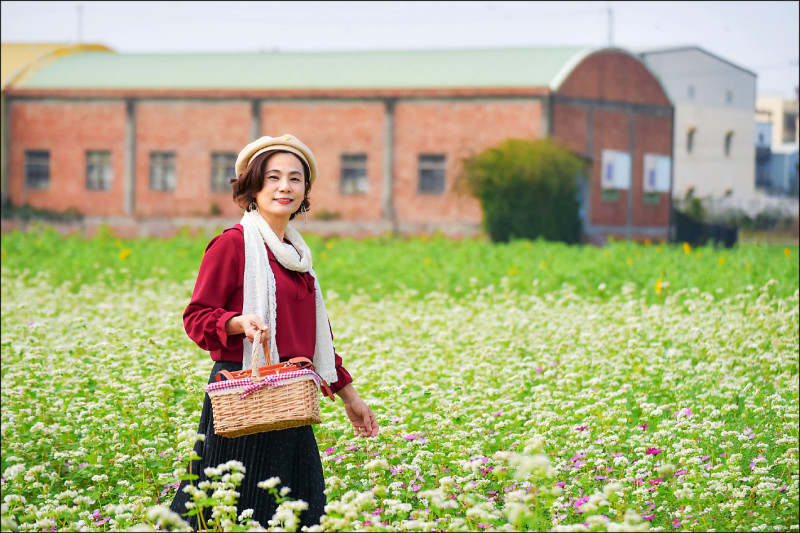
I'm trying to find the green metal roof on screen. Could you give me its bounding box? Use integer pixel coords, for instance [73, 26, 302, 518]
[19, 47, 591, 90]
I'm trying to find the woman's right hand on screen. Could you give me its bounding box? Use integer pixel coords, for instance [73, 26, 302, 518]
[225, 314, 270, 346]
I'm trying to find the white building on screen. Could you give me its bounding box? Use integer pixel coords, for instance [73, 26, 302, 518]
[639, 46, 757, 206]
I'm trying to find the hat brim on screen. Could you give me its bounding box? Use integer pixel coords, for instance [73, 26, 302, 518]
[235, 135, 318, 185]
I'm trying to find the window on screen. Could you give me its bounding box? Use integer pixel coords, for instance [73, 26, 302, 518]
[687, 127, 696, 154]
[726, 90, 733, 105]
[86, 150, 112, 190]
[600, 150, 631, 190]
[783, 112, 798, 143]
[418, 154, 446, 194]
[339, 154, 368, 194]
[687, 85, 695, 99]
[211, 153, 236, 192]
[25, 150, 50, 189]
[724, 131, 734, 157]
[150, 151, 176, 191]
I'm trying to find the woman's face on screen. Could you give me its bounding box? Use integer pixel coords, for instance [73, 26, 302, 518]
[254, 151, 306, 224]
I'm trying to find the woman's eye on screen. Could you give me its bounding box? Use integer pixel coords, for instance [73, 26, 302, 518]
[291, 177, 301, 182]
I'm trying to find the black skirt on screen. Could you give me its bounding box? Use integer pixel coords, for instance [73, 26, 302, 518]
[169, 361, 326, 530]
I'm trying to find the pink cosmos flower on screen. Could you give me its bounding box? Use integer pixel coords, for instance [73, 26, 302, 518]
[372, 509, 383, 515]
[647, 478, 663, 485]
[345, 445, 358, 451]
[778, 485, 788, 492]
[749, 454, 766, 468]
[410, 484, 421, 492]
[477, 523, 491, 529]
[639, 423, 649, 430]
[403, 434, 419, 441]
[325, 447, 335, 455]
[642, 514, 656, 520]
[556, 481, 567, 487]
[535, 367, 544, 373]
[575, 426, 589, 431]
[701, 455, 710, 461]
[645, 448, 662, 455]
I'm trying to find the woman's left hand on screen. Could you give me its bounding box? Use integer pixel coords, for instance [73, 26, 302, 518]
[343, 397, 379, 438]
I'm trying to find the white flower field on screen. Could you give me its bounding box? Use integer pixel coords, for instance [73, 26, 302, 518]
[1, 227, 798, 532]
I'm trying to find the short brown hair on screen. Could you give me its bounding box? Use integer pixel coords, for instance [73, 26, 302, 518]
[230, 150, 311, 219]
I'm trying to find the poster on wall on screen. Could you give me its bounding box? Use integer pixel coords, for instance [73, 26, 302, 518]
[643, 154, 672, 193]
[601, 150, 632, 190]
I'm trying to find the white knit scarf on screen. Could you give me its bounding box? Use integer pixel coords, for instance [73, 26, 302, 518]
[240, 210, 337, 385]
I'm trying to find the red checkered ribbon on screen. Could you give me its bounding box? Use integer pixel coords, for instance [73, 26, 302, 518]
[205, 369, 321, 399]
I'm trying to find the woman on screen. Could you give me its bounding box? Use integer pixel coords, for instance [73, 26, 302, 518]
[170, 134, 379, 530]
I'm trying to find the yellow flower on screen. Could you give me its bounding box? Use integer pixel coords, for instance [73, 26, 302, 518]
[540, 260, 548, 270]
[655, 279, 663, 295]
[719, 256, 726, 266]
[320, 251, 328, 260]
[508, 266, 520, 276]
[118, 249, 132, 260]
[683, 242, 692, 255]
[325, 241, 335, 250]
[746, 261, 752, 273]
[644, 238, 652, 247]
[424, 257, 432, 266]
[785, 248, 792, 258]
[627, 257, 634, 267]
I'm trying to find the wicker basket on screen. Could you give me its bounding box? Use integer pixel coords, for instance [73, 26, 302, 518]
[207, 331, 321, 438]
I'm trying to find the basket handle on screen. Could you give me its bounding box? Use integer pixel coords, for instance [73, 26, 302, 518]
[251, 329, 263, 382]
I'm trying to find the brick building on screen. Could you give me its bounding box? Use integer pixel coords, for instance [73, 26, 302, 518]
[2, 46, 673, 241]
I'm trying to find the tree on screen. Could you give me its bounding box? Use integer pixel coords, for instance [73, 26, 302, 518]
[459, 137, 588, 243]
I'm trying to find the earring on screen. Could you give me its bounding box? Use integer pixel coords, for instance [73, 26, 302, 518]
[247, 199, 257, 213]
[301, 203, 308, 223]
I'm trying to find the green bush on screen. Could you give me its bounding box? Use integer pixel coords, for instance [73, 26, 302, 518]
[459, 137, 587, 243]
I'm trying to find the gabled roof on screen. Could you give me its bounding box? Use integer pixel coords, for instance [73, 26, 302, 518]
[637, 45, 757, 78]
[18, 46, 592, 90]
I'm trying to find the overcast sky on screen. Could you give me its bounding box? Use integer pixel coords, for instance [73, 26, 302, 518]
[2, 0, 798, 97]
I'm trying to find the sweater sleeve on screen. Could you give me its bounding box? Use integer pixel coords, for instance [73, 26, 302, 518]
[183, 230, 244, 352]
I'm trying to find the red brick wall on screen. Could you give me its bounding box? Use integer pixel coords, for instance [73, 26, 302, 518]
[135, 101, 251, 218]
[393, 100, 543, 224]
[632, 114, 672, 227]
[557, 50, 671, 106]
[552, 105, 589, 154]
[589, 109, 630, 227]
[553, 49, 672, 231]
[8, 100, 126, 216]
[259, 102, 385, 221]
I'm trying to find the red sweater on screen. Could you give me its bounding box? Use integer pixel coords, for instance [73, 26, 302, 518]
[183, 224, 353, 393]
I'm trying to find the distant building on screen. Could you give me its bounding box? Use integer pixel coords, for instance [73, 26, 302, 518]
[755, 112, 773, 191]
[3, 45, 674, 241]
[768, 144, 799, 196]
[1, 42, 114, 209]
[756, 94, 799, 146]
[638, 46, 757, 205]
